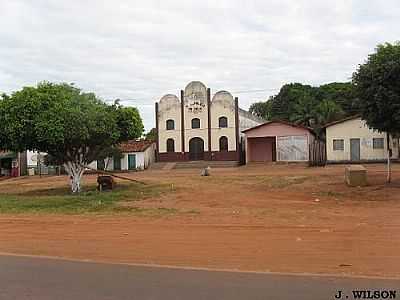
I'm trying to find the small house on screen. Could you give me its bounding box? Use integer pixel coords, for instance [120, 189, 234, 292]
[325, 116, 399, 163]
[242, 120, 315, 163]
[93, 140, 156, 171]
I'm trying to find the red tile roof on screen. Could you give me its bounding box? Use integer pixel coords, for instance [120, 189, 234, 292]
[118, 140, 154, 153]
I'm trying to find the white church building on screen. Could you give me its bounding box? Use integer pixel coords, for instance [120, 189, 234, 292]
[155, 81, 262, 162]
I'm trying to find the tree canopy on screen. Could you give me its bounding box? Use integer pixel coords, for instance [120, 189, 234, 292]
[352, 42, 400, 182]
[145, 128, 157, 141]
[0, 82, 143, 192]
[249, 82, 358, 138]
[352, 42, 400, 135]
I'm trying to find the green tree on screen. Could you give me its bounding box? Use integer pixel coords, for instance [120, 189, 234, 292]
[353, 42, 400, 182]
[145, 128, 157, 141]
[316, 82, 359, 115]
[289, 92, 319, 127]
[249, 100, 271, 119]
[314, 100, 344, 139]
[0, 82, 143, 192]
[269, 83, 316, 121]
[316, 100, 343, 125]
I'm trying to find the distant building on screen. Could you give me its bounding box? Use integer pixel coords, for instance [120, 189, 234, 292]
[0, 151, 27, 177]
[155, 81, 263, 162]
[243, 120, 315, 163]
[0, 150, 60, 177]
[325, 116, 399, 163]
[90, 140, 156, 171]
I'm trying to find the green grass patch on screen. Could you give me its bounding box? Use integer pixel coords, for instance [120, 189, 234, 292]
[0, 183, 173, 214]
[184, 209, 201, 215]
[316, 190, 344, 198]
[109, 206, 179, 216]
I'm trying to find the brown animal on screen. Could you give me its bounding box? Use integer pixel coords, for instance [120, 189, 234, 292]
[97, 175, 116, 191]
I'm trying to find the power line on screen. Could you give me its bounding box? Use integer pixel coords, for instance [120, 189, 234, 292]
[231, 88, 277, 94]
[112, 88, 277, 105]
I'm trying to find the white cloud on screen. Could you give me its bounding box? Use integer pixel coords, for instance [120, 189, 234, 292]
[1, 0, 399, 130]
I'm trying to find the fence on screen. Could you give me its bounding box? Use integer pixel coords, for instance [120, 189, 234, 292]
[309, 140, 326, 167]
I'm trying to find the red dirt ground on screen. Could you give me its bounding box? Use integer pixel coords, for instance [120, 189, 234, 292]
[1, 164, 400, 277]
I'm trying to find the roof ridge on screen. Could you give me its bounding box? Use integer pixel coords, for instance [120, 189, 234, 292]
[323, 115, 361, 128]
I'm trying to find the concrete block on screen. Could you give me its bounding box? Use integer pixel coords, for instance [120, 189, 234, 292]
[201, 166, 211, 176]
[345, 165, 367, 187]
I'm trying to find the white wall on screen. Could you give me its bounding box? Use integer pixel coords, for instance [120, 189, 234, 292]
[210, 91, 236, 151]
[157, 81, 263, 156]
[122, 152, 144, 170]
[326, 117, 399, 161]
[88, 149, 154, 171]
[26, 151, 38, 167]
[143, 143, 156, 168]
[183, 81, 209, 151]
[122, 148, 155, 170]
[239, 109, 264, 136]
[87, 161, 97, 170]
[158, 94, 181, 153]
[277, 135, 309, 161]
[26, 151, 48, 168]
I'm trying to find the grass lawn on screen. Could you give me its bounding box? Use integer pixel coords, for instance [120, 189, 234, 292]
[0, 182, 175, 215]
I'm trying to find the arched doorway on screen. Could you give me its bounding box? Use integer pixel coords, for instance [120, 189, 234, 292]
[189, 137, 204, 160]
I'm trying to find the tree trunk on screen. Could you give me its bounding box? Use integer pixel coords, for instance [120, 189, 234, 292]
[387, 153, 392, 183]
[398, 138, 400, 159]
[64, 162, 85, 193]
[386, 133, 392, 183]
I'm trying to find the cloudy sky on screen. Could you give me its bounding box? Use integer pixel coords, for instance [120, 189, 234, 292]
[1, 1, 399, 131]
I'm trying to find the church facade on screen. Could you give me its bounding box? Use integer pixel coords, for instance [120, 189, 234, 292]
[155, 81, 262, 162]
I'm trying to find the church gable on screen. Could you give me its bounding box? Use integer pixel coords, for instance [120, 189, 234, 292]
[184, 81, 207, 114]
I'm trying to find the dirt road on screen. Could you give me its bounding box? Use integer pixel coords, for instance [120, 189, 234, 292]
[1, 164, 400, 277]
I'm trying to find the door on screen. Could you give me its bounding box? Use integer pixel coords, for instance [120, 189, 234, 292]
[350, 138, 360, 161]
[272, 138, 277, 162]
[113, 156, 121, 171]
[248, 137, 275, 162]
[189, 137, 204, 160]
[277, 135, 308, 161]
[128, 154, 136, 170]
[97, 159, 105, 170]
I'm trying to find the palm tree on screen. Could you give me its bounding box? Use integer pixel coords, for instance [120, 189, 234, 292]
[316, 100, 344, 125]
[314, 100, 344, 139]
[290, 94, 317, 127]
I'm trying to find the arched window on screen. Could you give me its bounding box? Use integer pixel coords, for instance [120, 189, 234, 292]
[219, 116, 228, 128]
[166, 138, 175, 152]
[191, 118, 200, 129]
[219, 136, 228, 151]
[166, 119, 174, 130]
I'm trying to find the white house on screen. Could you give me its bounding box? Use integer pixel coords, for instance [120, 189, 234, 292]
[325, 116, 399, 163]
[90, 140, 156, 171]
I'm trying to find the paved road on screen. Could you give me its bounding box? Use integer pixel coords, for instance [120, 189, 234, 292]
[0, 255, 399, 300]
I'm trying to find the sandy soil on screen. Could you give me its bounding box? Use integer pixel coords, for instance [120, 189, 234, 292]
[1, 164, 400, 277]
